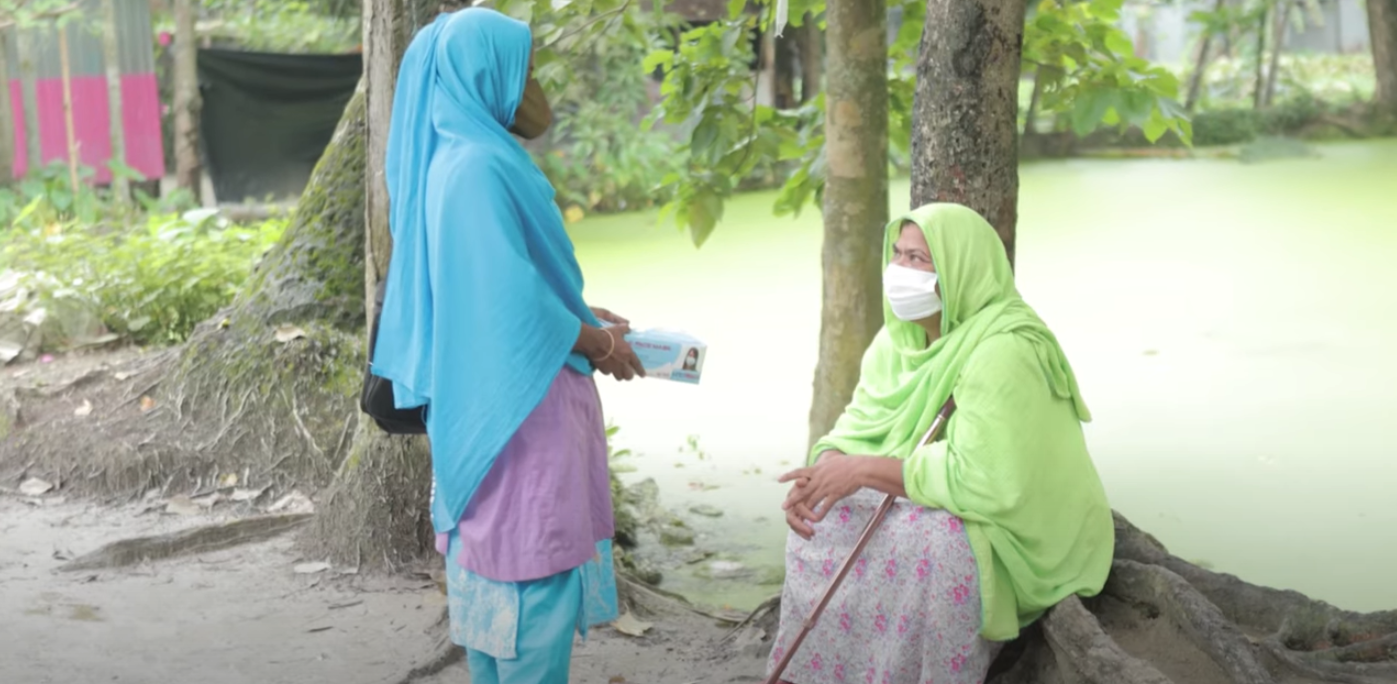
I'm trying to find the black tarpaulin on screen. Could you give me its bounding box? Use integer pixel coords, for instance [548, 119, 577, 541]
[197, 48, 362, 203]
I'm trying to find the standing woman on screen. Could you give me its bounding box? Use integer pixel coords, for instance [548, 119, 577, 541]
[370, 8, 645, 683]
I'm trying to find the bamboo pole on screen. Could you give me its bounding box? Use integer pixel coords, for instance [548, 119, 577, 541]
[57, 23, 79, 195]
[0, 30, 15, 183]
[101, 0, 130, 202]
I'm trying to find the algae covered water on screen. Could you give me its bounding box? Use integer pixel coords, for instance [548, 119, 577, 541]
[571, 139, 1397, 613]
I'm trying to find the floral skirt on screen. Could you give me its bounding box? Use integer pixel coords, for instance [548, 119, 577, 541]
[766, 488, 1001, 684]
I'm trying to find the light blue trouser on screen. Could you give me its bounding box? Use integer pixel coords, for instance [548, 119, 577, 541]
[460, 568, 581, 684]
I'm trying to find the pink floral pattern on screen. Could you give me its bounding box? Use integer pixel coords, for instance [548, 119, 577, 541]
[766, 489, 1001, 684]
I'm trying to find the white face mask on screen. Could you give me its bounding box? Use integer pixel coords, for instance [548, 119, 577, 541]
[883, 263, 943, 322]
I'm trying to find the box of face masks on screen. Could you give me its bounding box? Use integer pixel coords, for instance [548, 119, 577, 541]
[602, 323, 706, 384]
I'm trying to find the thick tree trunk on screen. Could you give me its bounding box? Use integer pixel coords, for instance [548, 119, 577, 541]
[0, 31, 14, 183]
[805, 0, 888, 448]
[101, 0, 131, 201]
[797, 18, 822, 104]
[304, 0, 444, 569]
[1370, 0, 1397, 114]
[173, 0, 202, 194]
[16, 27, 42, 174]
[909, 0, 1024, 264]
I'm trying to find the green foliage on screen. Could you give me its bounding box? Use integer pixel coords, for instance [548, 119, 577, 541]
[174, 0, 360, 54]
[3, 210, 286, 346]
[0, 162, 195, 232]
[1189, 94, 1333, 146]
[490, 0, 691, 217]
[1023, 0, 1191, 143]
[643, 0, 1192, 246]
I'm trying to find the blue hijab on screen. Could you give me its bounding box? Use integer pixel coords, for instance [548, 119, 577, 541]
[372, 8, 600, 534]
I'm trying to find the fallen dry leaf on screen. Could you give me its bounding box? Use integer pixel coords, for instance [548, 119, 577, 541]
[268, 490, 315, 514]
[114, 371, 134, 381]
[192, 493, 222, 509]
[611, 612, 653, 638]
[164, 495, 200, 517]
[294, 561, 331, 575]
[73, 400, 93, 417]
[19, 478, 54, 496]
[139, 396, 156, 413]
[274, 324, 307, 343]
[217, 473, 239, 488]
[230, 487, 265, 502]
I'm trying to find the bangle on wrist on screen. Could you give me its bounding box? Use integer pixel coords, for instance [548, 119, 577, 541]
[595, 328, 616, 362]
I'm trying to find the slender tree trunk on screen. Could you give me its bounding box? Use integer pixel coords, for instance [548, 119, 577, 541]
[909, 0, 1025, 263]
[1185, 0, 1228, 111]
[1023, 66, 1044, 137]
[797, 17, 822, 104]
[173, 0, 202, 194]
[57, 25, 80, 195]
[1262, 0, 1293, 108]
[101, 0, 131, 201]
[1370, 0, 1397, 114]
[806, 0, 889, 447]
[773, 28, 798, 109]
[0, 31, 15, 183]
[16, 27, 42, 175]
[1252, 8, 1268, 110]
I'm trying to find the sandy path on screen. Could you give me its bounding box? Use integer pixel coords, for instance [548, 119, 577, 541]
[0, 496, 765, 684]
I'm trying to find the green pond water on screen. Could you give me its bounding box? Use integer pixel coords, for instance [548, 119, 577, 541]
[570, 139, 1397, 613]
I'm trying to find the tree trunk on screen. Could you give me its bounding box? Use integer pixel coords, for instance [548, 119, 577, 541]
[797, 17, 822, 104]
[303, 0, 445, 569]
[1262, 0, 1293, 108]
[16, 27, 42, 175]
[1252, 8, 1268, 110]
[57, 25, 80, 195]
[805, 0, 889, 448]
[1185, 0, 1227, 112]
[173, 0, 202, 195]
[909, 0, 1024, 264]
[101, 0, 131, 201]
[1370, 0, 1397, 115]
[0, 30, 14, 183]
[773, 28, 798, 109]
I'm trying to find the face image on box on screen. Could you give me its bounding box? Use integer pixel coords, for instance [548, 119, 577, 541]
[602, 323, 706, 384]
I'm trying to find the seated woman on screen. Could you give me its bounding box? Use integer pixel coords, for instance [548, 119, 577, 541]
[770, 203, 1115, 684]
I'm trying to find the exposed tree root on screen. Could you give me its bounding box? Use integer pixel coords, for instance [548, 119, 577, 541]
[718, 511, 1395, 684]
[57, 513, 313, 572]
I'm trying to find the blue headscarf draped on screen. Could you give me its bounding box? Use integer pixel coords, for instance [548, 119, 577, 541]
[372, 7, 600, 534]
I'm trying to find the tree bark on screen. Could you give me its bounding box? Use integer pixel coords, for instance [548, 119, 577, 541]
[1370, 0, 1397, 115]
[805, 0, 888, 448]
[773, 27, 798, 109]
[0, 30, 14, 183]
[16, 27, 42, 175]
[909, 0, 1024, 264]
[1185, 0, 1227, 112]
[797, 17, 822, 104]
[57, 25, 80, 195]
[304, 0, 444, 569]
[173, 0, 202, 195]
[101, 0, 131, 201]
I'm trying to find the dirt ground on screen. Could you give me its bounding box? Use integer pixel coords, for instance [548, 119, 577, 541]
[0, 495, 765, 684]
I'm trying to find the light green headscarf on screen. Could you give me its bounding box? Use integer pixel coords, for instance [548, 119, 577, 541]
[811, 202, 1114, 641]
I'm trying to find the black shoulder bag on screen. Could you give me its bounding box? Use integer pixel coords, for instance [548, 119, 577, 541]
[360, 279, 428, 434]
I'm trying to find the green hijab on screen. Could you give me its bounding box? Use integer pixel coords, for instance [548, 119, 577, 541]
[812, 202, 1113, 641]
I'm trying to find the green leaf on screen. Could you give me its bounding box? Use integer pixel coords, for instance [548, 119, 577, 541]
[1071, 88, 1117, 136]
[686, 191, 724, 248]
[642, 48, 673, 74]
[1142, 111, 1169, 142]
[690, 113, 721, 163]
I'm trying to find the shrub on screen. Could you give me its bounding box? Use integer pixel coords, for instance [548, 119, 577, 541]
[2, 209, 286, 347]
